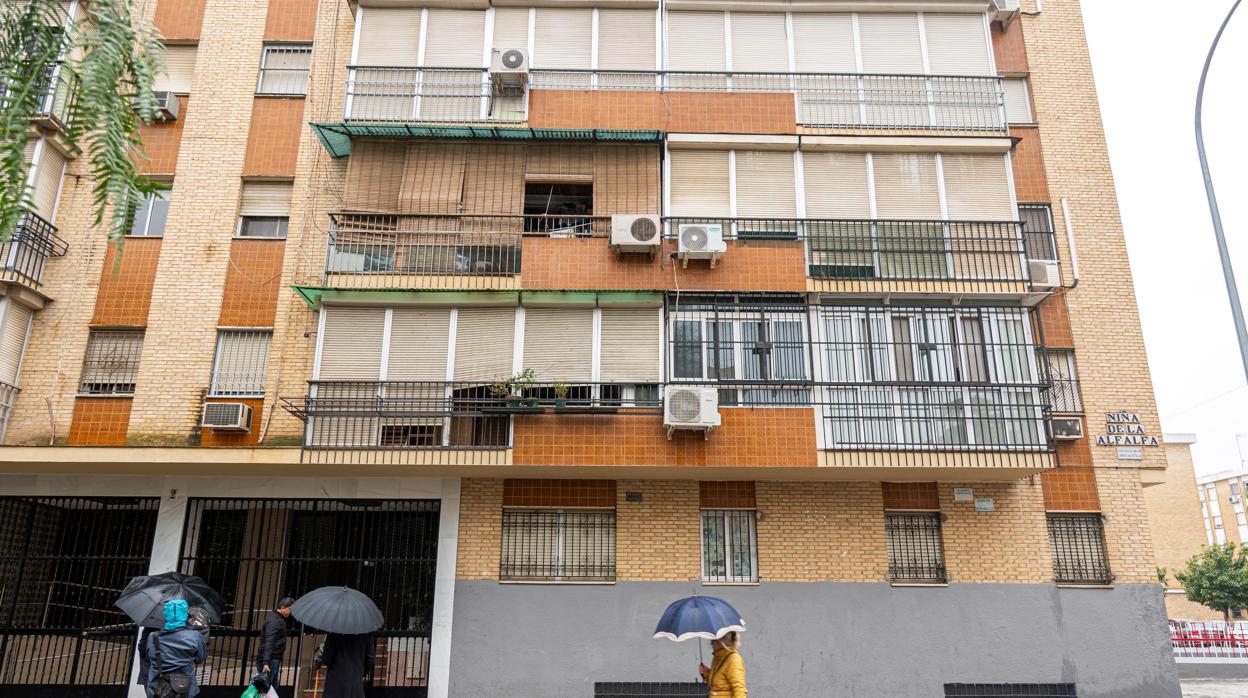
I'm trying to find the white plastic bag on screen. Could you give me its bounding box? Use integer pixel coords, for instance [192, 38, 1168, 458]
[266, 688, 279, 698]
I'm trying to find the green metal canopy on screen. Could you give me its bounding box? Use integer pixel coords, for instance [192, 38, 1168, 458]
[291, 286, 663, 310]
[310, 122, 664, 158]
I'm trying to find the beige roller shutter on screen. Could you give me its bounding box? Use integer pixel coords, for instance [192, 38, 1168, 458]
[387, 308, 451, 380]
[23, 138, 36, 166]
[156, 45, 197, 93]
[599, 308, 659, 382]
[492, 8, 529, 53]
[941, 154, 1013, 219]
[871, 153, 941, 218]
[356, 7, 421, 66]
[533, 8, 591, 69]
[31, 142, 64, 221]
[667, 11, 726, 72]
[239, 181, 293, 217]
[1002, 78, 1032, 123]
[454, 306, 516, 381]
[319, 307, 385, 380]
[803, 152, 869, 218]
[399, 144, 466, 213]
[735, 151, 796, 217]
[923, 13, 991, 75]
[423, 9, 485, 67]
[792, 14, 855, 72]
[668, 150, 729, 216]
[598, 9, 655, 71]
[857, 14, 922, 73]
[522, 308, 592, 382]
[730, 13, 788, 73]
[0, 302, 31, 385]
[345, 141, 405, 212]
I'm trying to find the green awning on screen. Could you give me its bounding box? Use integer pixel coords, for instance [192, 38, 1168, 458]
[310, 122, 664, 157]
[292, 286, 663, 309]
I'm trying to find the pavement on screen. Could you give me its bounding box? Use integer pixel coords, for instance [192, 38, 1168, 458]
[1180, 679, 1248, 697]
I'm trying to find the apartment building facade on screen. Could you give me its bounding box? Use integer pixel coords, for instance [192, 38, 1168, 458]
[0, 0, 1180, 696]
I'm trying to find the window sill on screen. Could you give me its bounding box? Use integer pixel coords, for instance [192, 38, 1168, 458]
[889, 582, 949, 588]
[499, 580, 616, 586]
[1055, 583, 1115, 590]
[700, 581, 760, 587]
[75, 393, 135, 399]
[231, 235, 288, 241]
[254, 93, 308, 99]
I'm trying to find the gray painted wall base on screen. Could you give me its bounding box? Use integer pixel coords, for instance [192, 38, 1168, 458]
[1176, 661, 1248, 679]
[448, 582, 1180, 698]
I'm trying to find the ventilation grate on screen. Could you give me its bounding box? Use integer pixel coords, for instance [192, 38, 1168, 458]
[945, 684, 1077, 697]
[595, 683, 707, 697]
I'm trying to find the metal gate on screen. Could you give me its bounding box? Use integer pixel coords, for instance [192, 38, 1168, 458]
[178, 498, 440, 697]
[0, 496, 160, 697]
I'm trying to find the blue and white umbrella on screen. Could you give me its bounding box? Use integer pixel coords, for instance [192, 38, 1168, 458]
[653, 595, 745, 642]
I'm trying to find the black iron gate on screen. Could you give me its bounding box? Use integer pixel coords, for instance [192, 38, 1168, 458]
[0, 496, 160, 697]
[178, 498, 440, 697]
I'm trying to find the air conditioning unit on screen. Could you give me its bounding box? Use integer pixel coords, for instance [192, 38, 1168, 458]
[677, 223, 727, 268]
[610, 214, 661, 254]
[663, 385, 721, 439]
[1028, 260, 1060, 289]
[490, 48, 529, 94]
[202, 402, 253, 432]
[991, 0, 1021, 27]
[132, 90, 180, 121]
[1050, 416, 1083, 441]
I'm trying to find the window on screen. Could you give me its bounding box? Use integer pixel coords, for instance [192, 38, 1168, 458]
[238, 182, 292, 238]
[523, 182, 593, 235]
[1232, 483, 1241, 495]
[210, 330, 271, 396]
[1044, 350, 1082, 413]
[128, 190, 170, 237]
[80, 329, 144, 395]
[1047, 513, 1111, 585]
[1018, 204, 1057, 262]
[238, 217, 288, 239]
[885, 512, 946, 583]
[1002, 77, 1034, 123]
[257, 44, 311, 95]
[500, 509, 615, 582]
[701, 509, 758, 583]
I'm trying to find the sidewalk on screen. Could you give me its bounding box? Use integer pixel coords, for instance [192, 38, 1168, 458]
[1181, 678, 1248, 697]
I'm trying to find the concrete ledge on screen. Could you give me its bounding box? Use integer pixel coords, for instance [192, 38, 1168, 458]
[1176, 661, 1248, 680]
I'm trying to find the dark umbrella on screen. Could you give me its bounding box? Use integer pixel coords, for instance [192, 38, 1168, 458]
[290, 586, 384, 635]
[653, 595, 746, 671]
[115, 572, 225, 629]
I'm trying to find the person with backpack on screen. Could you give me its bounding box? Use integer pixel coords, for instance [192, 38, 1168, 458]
[145, 599, 208, 698]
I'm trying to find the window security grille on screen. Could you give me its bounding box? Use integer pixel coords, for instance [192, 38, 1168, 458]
[257, 44, 311, 95]
[885, 512, 947, 583]
[1043, 350, 1082, 413]
[129, 190, 169, 237]
[1047, 513, 1111, 584]
[210, 330, 271, 396]
[500, 509, 615, 582]
[80, 330, 144, 395]
[701, 509, 758, 583]
[1018, 204, 1057, 262]
[238, 216, 288, 239]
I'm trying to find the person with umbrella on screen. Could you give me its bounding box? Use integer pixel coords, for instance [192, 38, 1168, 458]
[291, 586, 384, 698]
[144, 599, 208, 697]
[256, 597, 295, 696]
[653, 595, 748, 698]
[698, 631, 747, 698]
[115, 572, 224, 696]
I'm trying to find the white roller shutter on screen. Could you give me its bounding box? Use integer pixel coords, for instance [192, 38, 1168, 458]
[454, 307, 516, 381]
[156, 45, 197, 93]
[667, 11, 726, 72]
[598, 9, 656, 71]
[599, 308, 659, 382]
[941, 154, 1013, 220]
[422, 9, 485, 67]
[0, 301, 32, 385]
[31, 142, 64, 221]
[239, 182, 293, 217]
[871, 153, 941, 218]
[387, 308, 451, 380]
[668, 150, 729, 216]
[523, 308, 593, 382]
[792, 14, 856, 72]
[533, 8, 591, 69]
[491, 8, 530, 53]
[735, 151, 796, 217]
[23, 138, 36, 166]
[923, 13, 991, 75]
[1003, 78, 1033, 123]
[857, 14, 922, 73]
[318, 307, 385, 380]
[356, 7, 421, 66]
[730, 13, 788, 73]
[803, 152, 870, 218]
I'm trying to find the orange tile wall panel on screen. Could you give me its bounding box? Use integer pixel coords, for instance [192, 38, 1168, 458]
[503, 479, 617, 508]
[218, 239, 286, 327]
[92, 238, 163, 326]
[881, 482, 940, 510]
[200, 398, 266, 447]
[699, 481, 756, 508]
[67, 397, 133, 446]
[1011, 126, 1050, 202]
[243, 98, 306, 177]
[155, 0, 206, 41]
[264, 0, 317, 41]
[528, 90, 798, 135]
[1043, 434, 1101, 511]
[992, 17, 1029, 74]
[521, 238, 808, 292]
[138, 97, 189, 175]
[1036, 292, 1074, 348]
[511, 408, 818, 467]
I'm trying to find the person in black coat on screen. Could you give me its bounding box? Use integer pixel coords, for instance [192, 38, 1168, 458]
[256, 597, 294, 694]
[320, 633, 375, 698]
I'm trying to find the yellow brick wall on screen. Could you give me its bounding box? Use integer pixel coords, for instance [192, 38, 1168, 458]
[456, 478, 504, 580]
[616, 480, 701, 582]
[1145, 444, 1210, 589]
[1095, 467, 1156, 585]
[940, 481, 1051, 584]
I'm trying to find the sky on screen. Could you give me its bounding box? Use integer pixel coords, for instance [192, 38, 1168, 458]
[1082, 1, 1248, 477]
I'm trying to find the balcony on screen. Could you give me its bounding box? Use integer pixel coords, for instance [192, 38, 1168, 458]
[3, 62, 79, 132]
[343, 67, 1006, 135]
[0, 211, 69, 292]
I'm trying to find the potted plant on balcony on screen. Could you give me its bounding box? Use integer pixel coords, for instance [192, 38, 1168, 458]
[551, 382, 569, 408]
[490, 368, 538, 410]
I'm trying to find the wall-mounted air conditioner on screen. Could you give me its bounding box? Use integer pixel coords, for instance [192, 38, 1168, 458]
[610, 214, 661, 254]
[677, 223, 726, 268]
[202, 402, 253, 432]
[1029, 260, 1060, 289]
[490, 48, 529, 94]
[664, 385, 721, 439]
[991, 0, 1021, 27]
[1050, 416, 1083, 441]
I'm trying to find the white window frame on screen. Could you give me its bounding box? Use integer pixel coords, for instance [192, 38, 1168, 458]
[256, 43, 313, 96]
[668, 308, 811, 405]
[209, 329, 273, 397]
[700, 508, 759, 584]
[128, 189, 170, 237]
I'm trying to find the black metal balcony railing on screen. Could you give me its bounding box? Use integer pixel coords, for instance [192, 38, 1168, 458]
[0, 211, 68, 289]
[344, 66, 1006, 133]
[2, 62, 79, 129]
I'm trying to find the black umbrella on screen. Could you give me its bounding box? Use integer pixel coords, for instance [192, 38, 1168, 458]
[291, 586, 384, 635]
[115, 572, 226, 629]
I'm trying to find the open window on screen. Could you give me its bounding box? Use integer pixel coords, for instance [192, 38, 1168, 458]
[523, 181, 593, 236]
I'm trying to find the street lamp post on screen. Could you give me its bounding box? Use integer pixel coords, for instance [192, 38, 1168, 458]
[1196, 0, 1248, 383]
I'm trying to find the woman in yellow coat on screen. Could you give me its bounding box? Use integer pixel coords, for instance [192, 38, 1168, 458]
[697, 631, 747, 698]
